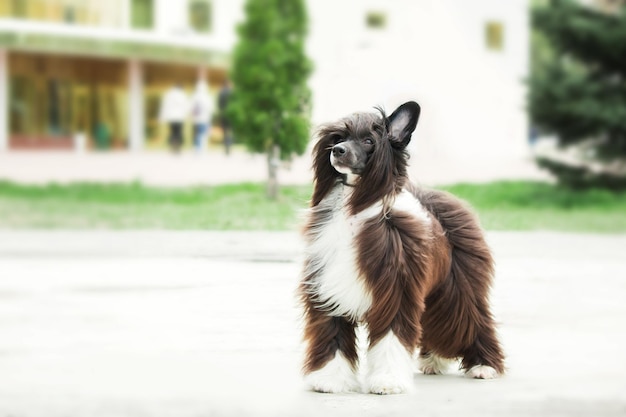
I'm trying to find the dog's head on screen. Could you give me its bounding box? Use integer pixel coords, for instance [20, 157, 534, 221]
[311, 101, 421, 212]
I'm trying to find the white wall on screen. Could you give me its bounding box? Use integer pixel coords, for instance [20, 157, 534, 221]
[165, 0, 530, 160]
[154, 0, 189, 34]
[306, 0, 530, 160]
[211, 0, 246, 50]
[152, 0, 244, 51]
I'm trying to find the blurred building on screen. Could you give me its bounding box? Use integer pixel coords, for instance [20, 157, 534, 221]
[1, 0, 529, 159]
[307, 0, 530, 160]
[0, 0, 240, 151]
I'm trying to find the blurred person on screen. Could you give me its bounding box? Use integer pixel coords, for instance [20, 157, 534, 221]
[190, 79, 214, 153]
[159, 83, 189, 153]
[218, 79, 233, 155]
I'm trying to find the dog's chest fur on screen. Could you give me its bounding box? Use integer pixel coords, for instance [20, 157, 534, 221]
[304, 184, 431, 321]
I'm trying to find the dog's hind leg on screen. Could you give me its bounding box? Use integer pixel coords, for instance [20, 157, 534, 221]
[459, 310, 505, 379]
[421, 274, 505, 379]
[415, 188, 505, 378]
[418, 349, 455, 375]
[447, 237, 505, 378]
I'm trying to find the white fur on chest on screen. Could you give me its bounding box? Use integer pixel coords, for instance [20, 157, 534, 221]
[304, 186, 430, 321]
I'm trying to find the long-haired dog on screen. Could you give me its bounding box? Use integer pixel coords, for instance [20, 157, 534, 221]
[299, 101, 504, 394]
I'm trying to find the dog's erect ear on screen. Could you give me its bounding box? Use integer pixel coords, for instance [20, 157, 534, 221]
[387, 101, 420, 148]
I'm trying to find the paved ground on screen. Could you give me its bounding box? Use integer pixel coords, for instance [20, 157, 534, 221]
[0, 148, 551, 186]
[1, 230, 625, 417]
[0, 148, 621, 415]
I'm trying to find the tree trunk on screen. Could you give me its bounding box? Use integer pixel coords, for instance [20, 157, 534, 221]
[267, 144, 280, 199]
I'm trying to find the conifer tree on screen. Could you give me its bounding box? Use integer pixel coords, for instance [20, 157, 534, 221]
[529, 0, 626, 189]
[226, 0, 313, 198]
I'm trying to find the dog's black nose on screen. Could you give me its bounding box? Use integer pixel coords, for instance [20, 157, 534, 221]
[332, 144, 347, 157]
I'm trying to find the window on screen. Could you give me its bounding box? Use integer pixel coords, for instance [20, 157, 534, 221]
[485, 21, 505, 51]
[4, 1, 123, 27]
[189, 0, 212, 33]
[365, 11, 387, 30]
[10, 0, 27, 18]
[132, 0, 153, 29]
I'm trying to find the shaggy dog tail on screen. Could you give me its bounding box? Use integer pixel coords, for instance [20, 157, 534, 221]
[408, 185, 505, 374]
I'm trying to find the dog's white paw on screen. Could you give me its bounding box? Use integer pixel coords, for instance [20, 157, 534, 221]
[307, 373, 360, 393]
[418, 353, 454, 375]
[420, 364, 442, 375]
[305, 353, 360, 393]
[465, 365, 498, 379]
[366, 374, 411, 395]
[366, 332, 414, 395]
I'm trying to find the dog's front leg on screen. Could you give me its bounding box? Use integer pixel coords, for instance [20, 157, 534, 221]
[364, 299, 422, 395]
[357, 216, 431, 395]
[302, 304, 360, 393]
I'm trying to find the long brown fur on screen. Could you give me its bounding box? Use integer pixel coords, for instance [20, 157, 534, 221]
[411, 185, 505, 373]
[300, 103, 505, 388]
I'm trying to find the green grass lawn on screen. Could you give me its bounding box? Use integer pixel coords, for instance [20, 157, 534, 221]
[0, 180, 625, 232]
[441, 181, 626, 233]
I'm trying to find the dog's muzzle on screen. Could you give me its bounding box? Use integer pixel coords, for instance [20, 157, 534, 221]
[330, 143, 356, 175]
[332, 144, 347, 158]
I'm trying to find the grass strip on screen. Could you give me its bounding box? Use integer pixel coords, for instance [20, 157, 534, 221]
[1, 180, 625, 232]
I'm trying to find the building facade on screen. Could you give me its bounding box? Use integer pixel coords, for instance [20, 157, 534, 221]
[1, 0, 530, 159]
[307, 0, 530, 160]
[0, 0, 241, 151]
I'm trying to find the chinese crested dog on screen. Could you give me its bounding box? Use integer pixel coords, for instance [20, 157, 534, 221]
[299, 101, 504, 394]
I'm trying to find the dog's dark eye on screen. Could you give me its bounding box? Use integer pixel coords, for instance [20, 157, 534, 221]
[332, 135, 345, 144]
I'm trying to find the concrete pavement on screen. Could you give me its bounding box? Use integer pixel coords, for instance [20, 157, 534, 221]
[0, 230, 625, 417]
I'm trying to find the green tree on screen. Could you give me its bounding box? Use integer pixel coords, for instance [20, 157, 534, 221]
[528, 0, 626, 189]
[227, 0, 313, 199]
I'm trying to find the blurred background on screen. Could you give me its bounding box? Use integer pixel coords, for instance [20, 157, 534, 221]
[0, 0, 528, 157]
[1, 3, 625, 415]
[0, 0, 233, 152]
[0, 0, 625, 231]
